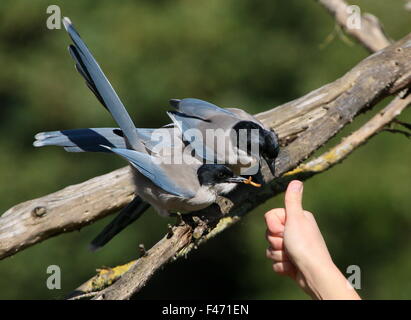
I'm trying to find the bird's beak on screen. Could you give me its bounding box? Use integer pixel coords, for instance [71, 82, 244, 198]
[226, 176, 248, 184]
[266, 158, 276, 176]
[227, 176, 261, 187]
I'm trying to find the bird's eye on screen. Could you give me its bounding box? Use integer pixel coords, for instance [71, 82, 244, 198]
[218, 172, 224, 178]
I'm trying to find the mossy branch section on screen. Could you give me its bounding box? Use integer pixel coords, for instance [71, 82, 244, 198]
[67, 260, 137, 299]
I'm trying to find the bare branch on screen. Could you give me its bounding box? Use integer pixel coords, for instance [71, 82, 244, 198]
[0, 167, 135, 260]
[287, 94, 411, 179]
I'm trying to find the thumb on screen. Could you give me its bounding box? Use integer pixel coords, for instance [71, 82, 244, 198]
[284, 180, 304, 219]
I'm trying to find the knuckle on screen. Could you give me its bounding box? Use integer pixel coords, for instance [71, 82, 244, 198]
[264, 209, 274, 220]
[272, 263, 283, 273]
[264, 209, 277, 220]
[303, 210, 314, 218]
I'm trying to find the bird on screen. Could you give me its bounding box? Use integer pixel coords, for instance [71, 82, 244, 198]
[34, 17, 260, 250]
[166, 98, 280, 177]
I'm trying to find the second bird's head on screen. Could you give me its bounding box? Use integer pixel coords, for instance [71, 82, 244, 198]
[232, 121, 280, 176]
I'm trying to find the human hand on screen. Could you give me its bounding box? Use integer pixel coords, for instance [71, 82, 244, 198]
[264, 180, 360, 300]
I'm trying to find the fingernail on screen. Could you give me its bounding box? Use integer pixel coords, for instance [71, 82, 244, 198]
[289, 180, 303, 192]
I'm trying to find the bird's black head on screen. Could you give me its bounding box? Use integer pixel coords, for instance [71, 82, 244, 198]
[232, 121, 280, 176]
[197, 164, 247, 185]
[260, 129, 280, 169]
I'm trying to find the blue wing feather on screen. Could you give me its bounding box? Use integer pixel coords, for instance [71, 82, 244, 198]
[173, 98, 237, 119]
[103, 146, 195, 198]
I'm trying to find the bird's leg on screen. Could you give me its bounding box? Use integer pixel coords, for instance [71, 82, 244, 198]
[167, 223, 174, 238]
[138, 243, 147, 257]
[175, 212, 183, 226]
[192, 216, 207, 240]
[168, 212, 184, 226]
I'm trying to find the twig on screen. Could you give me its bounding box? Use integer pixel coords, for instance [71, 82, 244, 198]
[317, 0, 392, 52]
[393, 119, 411, 130]
[287, 95, 411, 179]
[383, 128, 411, 139]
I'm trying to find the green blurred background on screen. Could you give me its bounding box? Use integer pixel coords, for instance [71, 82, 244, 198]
[0, 0, 410, 299]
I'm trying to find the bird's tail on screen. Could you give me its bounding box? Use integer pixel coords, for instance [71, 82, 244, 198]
[90, 197, 150, 251]
[33, 128, 126, 152]
[63, 17, 143, 151]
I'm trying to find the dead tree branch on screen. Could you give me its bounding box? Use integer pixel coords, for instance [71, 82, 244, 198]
[287, 94, 411, 179]
[0, 167, 135, 260]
